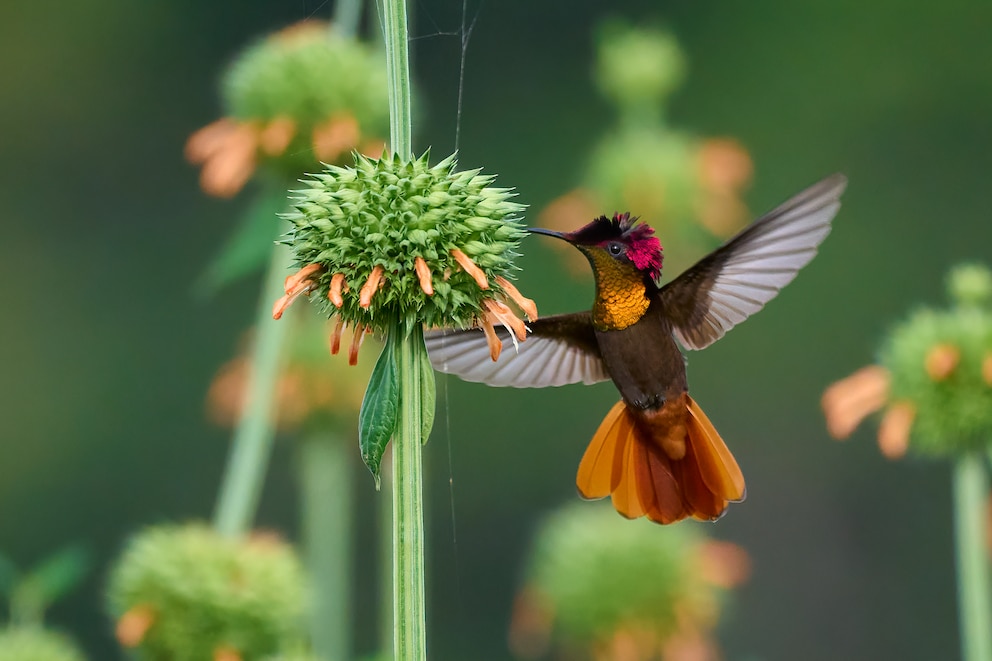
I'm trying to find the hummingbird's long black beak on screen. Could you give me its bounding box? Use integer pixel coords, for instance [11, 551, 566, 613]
[527, 227, 569, 241]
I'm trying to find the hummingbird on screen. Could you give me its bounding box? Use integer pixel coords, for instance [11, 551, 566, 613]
[426, 175, 847, 524]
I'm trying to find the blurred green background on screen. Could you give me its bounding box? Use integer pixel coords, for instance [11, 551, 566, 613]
[2, 1, 992, 659]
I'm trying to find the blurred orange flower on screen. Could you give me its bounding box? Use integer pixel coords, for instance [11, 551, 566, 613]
[207, 321, 373, 432]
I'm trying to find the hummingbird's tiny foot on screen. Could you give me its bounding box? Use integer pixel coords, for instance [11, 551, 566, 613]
[631, 394, 664, 410]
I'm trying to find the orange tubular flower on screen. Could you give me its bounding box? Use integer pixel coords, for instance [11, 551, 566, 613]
[116, 604, 156, 648]
[822, 365, 892, 441]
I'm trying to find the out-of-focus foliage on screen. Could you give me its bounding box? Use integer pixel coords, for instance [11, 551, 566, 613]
[190, 20, 396, 293]
[106, 524, 308, 661]
[208, 314, 375, 435]
[0, 547, 90, 629]
[594, 21, 686, 116]
[824, 264, 992, 459]
[511, 504, 748, 660]
[882, 264, 992, 456]
[224, 23, 389, 145]
[188, 20, 390, 198]
[0, 628, 88, 661]
[540, 21, 752, 279]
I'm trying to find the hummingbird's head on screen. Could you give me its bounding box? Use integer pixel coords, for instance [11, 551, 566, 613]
[530, 212, 664, 283]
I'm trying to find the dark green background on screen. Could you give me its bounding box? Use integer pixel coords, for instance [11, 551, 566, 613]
[2, 1, 991, 659]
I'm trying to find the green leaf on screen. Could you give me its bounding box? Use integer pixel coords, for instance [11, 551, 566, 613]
[196, 188, 289, 295]
[23, 545, 91, 605]
[359, 329, 400, 486]
[417, 330, 436, 444]
[10, 545, 90, 624]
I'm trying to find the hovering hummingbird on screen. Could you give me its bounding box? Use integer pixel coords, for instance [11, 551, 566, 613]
[426, 175, 847, 524]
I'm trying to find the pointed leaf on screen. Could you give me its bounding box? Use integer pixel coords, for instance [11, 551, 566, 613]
[197, 188, 289, 295]
[417, 331, 436, 444]
[24, 545, 91, 605]
[11, 545, 90, 623]
[360, 330, 400, 486]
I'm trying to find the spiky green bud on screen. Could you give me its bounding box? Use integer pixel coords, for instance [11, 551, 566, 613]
[106, 524, 308, 661]
[223, 21, 389, 175]
[282, 151, 527, 334]
[594, 21, 686, 116]
[0, 628, 87, 661]
[521, 504, 740, 648]
[879, 264, 992, 456]
[949, 263, 992, 309]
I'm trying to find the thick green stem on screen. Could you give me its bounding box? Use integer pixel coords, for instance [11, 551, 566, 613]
[299, 432, 353, 661]
[380, 0, 426, 659]
[332, 0, 363, 38]
[381, 0, 412, 158]
[379, 449, 395, 657]
[954, 452, 992, 661]
[392, 325, 427, 660]
[213, 237, 293, 537]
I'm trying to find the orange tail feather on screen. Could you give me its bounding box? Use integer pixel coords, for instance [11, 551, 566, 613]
[686, 395, 746, 502]
[575, 401, 626, 500]
[576, 395, 745, 524]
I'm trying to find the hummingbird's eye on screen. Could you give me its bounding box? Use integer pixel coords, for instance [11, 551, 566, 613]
[607, 241, 624, 257]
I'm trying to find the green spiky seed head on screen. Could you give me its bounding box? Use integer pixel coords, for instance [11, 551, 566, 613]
[222, 21, 389, 175]
[879, 264, 992, 457]
[523, 504, 734, 647]
[107, 524, 308, 661]
[0, 628, 87, 661]
[283, 151, 527, 333]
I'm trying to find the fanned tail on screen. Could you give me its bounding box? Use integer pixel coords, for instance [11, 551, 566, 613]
[576, 395, 745, 524]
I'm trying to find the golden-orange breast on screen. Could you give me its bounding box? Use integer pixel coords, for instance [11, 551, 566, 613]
[588, 251, 651, 331]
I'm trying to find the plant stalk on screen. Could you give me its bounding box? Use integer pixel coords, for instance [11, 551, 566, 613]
[213, 235, 293, 537]
[379, 447, 395, 657]
[381, 0, 426, 656]
[299, 432, 353, 661]
[381, 0, 412, 158]
[954, 452, 992, 661]
[392, 325, 427, 659]
[332, 0, 363, 39]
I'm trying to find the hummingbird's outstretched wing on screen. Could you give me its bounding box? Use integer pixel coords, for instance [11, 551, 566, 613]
[659, 174, 847, 350]
[425, 312, 610, 387]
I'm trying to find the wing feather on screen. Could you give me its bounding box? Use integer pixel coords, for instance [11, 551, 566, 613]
[425, 312, 610, 388]
[661, 174, 847, 350]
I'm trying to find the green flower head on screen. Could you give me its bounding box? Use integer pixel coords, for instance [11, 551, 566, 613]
[187, 21, 391, 197]
[594, 21, 687, 114]
[879, 264, 992, 457]
[271, 151, 536, 481]
[273, 151, 535, 337]
[511, 504, 748, 656]
[107, 524, 308, 661]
